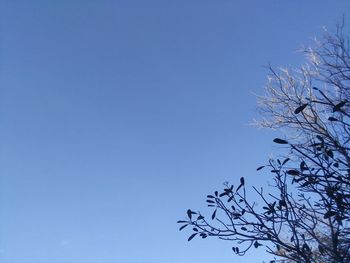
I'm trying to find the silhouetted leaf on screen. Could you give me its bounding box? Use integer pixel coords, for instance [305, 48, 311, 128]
[200, 233, 207, 238]
[273, 138, 288, 144]
[316, 135, 324, 142]
[326, 149, 334, 159]
[197, 215, 204, 220]
[302, 243, 311, 252]
[187, 209, 196, 219]
[294, 103, 308, 114]
[324, 210, 337, 219]
[328, 117, 338, 121]
[300, 181, 312, 187]
[219, 192, 228, 197]
[177, 220, 187, 223]
[287, 170, 300, 176]
[333, 100, 348, 112]
[240, 177, 245, 185]
[282, 158, 290, 165]
[211, 209, 217, 220]
[254, 241, 262, 248]
[179, 224, 188, 231]
[279, 200, 286, 207]
[232, 212, 241, 219]
[256, 166, 265, 171]
[207, 195, 215, 199]
[187, 233, 197, 241]
[300, 161, 307, 171]
[187, 209, 192, 219]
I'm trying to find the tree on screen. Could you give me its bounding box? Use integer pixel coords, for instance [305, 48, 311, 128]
[178, 22, 350, 263]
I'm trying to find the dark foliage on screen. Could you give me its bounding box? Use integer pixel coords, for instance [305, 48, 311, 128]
[178, 22, 350, 263]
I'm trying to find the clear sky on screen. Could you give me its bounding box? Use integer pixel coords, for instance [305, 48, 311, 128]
[0, 1, 349, 263]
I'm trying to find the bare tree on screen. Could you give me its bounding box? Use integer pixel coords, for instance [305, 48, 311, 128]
[178, 22, 350, 263]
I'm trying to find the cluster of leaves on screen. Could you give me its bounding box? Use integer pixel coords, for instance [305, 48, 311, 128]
[178, 22, 350, 263]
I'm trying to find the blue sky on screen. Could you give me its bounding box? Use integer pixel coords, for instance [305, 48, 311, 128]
[0, 1, 349, 263]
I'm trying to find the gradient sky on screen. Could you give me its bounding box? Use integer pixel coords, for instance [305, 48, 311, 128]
[0, 1, 349, 263]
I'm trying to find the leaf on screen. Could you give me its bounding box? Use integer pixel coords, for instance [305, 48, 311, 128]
[303, 243, 311, 252]
[300, 181, 312, 187]
[187, 233, 197, 241]
[256, 166, 265, 171]
[294, 103, 308, 114]
[300, 161, 307, 171]
[324, 210, 337, 219]
[179, 224, 188, 231]
[219, 192, 228, 197]
[200, 233, 207, 239]
[206, 200, 215, 204]
[240, 177, 245, 186]
[273, 138, 288, 144]
[211, 209, 217, 220]
[187, 209, 196, 219]
[232, 212, 241, 219]
[316, 135, 324, 142]
[177, 220, 187, 223]
[287, 170, 300, 176]
[333, 100, 348, 112]
[279, 200, 286, 207]
[328, 117, 338, 121]
[197, 215, 204, 220]
[282, 158, 290, 165]
[207, 195, 215, 199]
[241, 227, 247, 231]
[254, 241, 262, 248]
[187, 209, 192, 219]
[326, 149, 334, 159]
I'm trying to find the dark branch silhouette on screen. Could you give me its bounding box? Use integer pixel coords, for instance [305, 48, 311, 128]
[178, 21, 350, 263]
